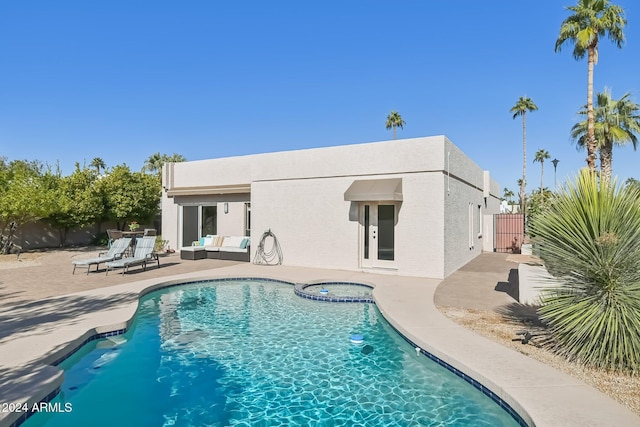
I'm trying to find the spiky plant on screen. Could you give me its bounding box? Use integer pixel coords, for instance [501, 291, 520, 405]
[530, 170, 640, 373]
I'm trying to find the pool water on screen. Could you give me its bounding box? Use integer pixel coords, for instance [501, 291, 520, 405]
[24, 279, 520, 426]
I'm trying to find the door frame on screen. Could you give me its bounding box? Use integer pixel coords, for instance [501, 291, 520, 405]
[359, 202, 398, 270]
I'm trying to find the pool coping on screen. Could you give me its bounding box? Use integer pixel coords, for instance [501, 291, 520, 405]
[1, 263, 639, 427]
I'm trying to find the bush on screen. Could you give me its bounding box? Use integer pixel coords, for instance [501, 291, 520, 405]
[91, 232, 110, 247]
[530, 170, 640, 373]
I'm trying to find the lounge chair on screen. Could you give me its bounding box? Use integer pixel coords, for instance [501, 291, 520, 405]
[105, 237, 159, 275]
[72, 238, 132, 275]
[107, 229, 124, 248]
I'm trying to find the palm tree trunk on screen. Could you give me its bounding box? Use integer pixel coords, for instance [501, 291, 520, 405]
[393, 125, 397, 140]
[600, 141, 613, 184]
[540, 161, 544, 196]
[521, 112, 527, 215]
[586, 46, 597, 173]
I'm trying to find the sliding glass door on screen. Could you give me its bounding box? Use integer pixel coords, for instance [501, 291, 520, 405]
[181, 205, 217, 247]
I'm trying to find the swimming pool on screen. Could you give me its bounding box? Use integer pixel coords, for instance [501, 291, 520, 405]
[23, 279, 521, 426]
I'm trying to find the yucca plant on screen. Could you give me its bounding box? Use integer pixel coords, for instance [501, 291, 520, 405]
[530, 169, 640, 373]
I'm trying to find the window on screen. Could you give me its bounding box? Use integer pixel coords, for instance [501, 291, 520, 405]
[468, 203, 474, 250]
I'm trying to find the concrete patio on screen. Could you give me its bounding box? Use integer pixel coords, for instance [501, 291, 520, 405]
[0, 249, 638, 426]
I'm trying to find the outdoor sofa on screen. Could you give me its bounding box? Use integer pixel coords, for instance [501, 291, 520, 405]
[180, 235, 250, 262]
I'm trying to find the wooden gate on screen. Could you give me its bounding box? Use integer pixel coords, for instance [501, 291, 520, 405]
[494, 214, 524, 253]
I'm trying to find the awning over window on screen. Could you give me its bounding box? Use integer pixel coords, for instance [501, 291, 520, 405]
[343, 178, 403, 202]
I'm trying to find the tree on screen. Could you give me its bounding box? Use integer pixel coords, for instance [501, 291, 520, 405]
[555, 0, 626, 173]
[511, 97, 538, 215]
[99, 165, 162, 229]
[626, 177, 640, 189]
[142, 152, 187, 175]
[571, 89, 640, 183]
[533, 149, 551, 196]
[89, 157, 106, 175]
[0, 160, 57, 253]
[503, 188, 515, 204]
[385, 111, 406, 140]
[530, 171, 640, 372]
[47, 167, 104, 247]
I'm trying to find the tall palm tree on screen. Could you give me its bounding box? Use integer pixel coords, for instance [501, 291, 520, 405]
[555, 0, 626, 173]
[511, 97, 538, 215]
[385, 111, 406, 140]
[571, 89, 640, 183]
[89, 157, 106, 175]
[534, 149, 551, 196]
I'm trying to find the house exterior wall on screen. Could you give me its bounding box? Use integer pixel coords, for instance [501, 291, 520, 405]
[217, 201, 247, 237]
[442, 138, 501, 277]
[161, 135, 500, 279]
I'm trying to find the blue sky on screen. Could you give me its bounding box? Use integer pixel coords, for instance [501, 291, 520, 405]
[1, 1, 639, 194]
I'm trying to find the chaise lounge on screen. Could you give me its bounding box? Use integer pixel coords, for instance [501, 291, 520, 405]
[72, 237, 132, 275]
[105, 237, 159, 275]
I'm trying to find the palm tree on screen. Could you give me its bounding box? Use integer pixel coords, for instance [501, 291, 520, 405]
[571, 89, 640, 182]
[516, 179, 525, 213]
[555, 0, 626, 173]
[503, 188, 515, 204]
[165, 153, 187, 163]
[626, 177, 640, 189]
[534, 149, 551, 197]
[502, 188, 515, 212]
[511, 97, 538, 216]
[385, 111, 406, 140]
[89, 157, 106, 175]
[142, 153, 186, 175]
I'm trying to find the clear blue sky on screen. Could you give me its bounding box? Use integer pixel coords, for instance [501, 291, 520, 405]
[1, 1, 639, 194]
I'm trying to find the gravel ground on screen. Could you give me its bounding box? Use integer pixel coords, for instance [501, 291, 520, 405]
[438, 306, 640, 417]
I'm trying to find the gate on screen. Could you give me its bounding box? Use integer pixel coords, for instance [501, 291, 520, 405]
[494, 214, 524, 253]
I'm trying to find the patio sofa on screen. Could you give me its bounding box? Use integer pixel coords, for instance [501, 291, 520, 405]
[180, 235, 250, 262]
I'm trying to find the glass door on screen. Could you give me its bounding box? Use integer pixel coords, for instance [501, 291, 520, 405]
[181, 205, 217, 247]
[360, 203, 396, 268]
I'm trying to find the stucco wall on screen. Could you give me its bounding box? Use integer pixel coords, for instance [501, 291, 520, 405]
[442, 138, 501, 277]
[161, 191, 179, 251]
[9, 220, 139, 251]
[165, 136, 448, 191]
[250, 172, 445, 278]
[217, 201, 247, 237]
[251, 178, 358, 271]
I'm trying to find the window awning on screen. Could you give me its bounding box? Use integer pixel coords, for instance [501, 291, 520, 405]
[343, 178, 403, 202]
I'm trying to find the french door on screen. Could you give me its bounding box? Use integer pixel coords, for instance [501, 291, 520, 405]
[360, 203, 396, 269]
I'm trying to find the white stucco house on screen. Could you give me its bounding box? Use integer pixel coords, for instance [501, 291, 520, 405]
[161, 135, 501, 279]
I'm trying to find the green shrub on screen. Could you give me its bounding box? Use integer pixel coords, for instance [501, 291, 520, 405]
[530, 170, 640, 373]
[91, 232, 110, 247]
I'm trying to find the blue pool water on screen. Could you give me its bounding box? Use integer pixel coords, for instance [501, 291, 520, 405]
[24, 279, 521, 426]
